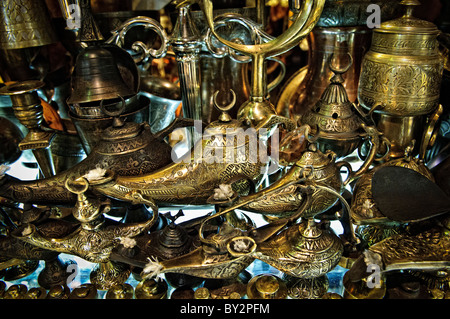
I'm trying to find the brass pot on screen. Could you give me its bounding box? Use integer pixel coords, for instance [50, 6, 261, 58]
[294, 144, 345, 218]
[358, 0, 444, 117]
[0, 0, 56, 50]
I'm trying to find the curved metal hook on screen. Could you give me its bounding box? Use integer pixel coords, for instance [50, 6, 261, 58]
[213, 89, 236, 113]
[65, 177, 89, 195]
[100, 96, 126, 118]
[106, 16, 168, 64]
[328, 52, 353, 75]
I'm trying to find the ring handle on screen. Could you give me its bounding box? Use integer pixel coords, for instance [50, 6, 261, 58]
[100, 96, 126, 118]
[65, 177, 89, 195]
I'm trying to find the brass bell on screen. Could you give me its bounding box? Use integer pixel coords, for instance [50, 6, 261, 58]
[0, 0, 56, 50]
[67, 45, 137, 105]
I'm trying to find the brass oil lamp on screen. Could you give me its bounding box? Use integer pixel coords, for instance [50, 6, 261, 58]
[251, 219, 343, 279]
[11, 176, 160, 290]
[0, 92, 178, 205]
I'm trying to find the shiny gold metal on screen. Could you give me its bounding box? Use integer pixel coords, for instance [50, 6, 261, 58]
[3, 284, 27, 299]
[26, 287, 47, 299]
[46, 285, 70, 299]
[358, 0, 444, 117]
[12, 176, 156, 264]
[0, 101, 177, 205]
[253, 219, 343, 278]
[282, 0, 401, 118]
[3, 259, 39, 281]
[300, 54, 365, 157]
[140, 221, 255, 280]
[343, 270, 386, 299]
[198, 0, 324, 130]
[367, 224, 450, 273]
[246, 274, 287, 299]
[90, 261, 131, 291]
[88, 96, 271, 209]
[69, 283, 98, 299]
[0, 80, 56, 178]
[284, 274, 329, 299]
[135, 278, 168, 299]
[232, 130, 380, 222]
[111, 211, 196, 268]
[37, 256, 77, 290]
[67, 46, 136, 105]
[355, 224, 404, 248]
[194, 287, 211, 299]
[0, 0, 56, 50]
[105, 283, 134, 299]
[357, 0, 444, 158]
[284, 27, 373, 119]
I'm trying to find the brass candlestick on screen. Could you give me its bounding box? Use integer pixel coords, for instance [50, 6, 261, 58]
[199, 0, 324, 130]
[0, 80, 55, 178]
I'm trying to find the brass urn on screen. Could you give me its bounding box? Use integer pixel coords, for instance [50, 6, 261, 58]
[357, 0, 444, 157]
[358, 0, 444, 116]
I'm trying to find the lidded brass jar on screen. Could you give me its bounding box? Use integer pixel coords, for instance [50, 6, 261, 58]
[358, 0, 444, 117]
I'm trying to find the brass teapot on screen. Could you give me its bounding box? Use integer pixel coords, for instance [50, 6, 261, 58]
[88, 92, 279, 209]
[358, 0, 444, 117]
[240, 124, 385, 220]
[140, 221, 256, 280]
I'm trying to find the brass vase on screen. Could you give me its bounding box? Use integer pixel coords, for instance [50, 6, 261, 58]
[357, 0, 445, 158]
